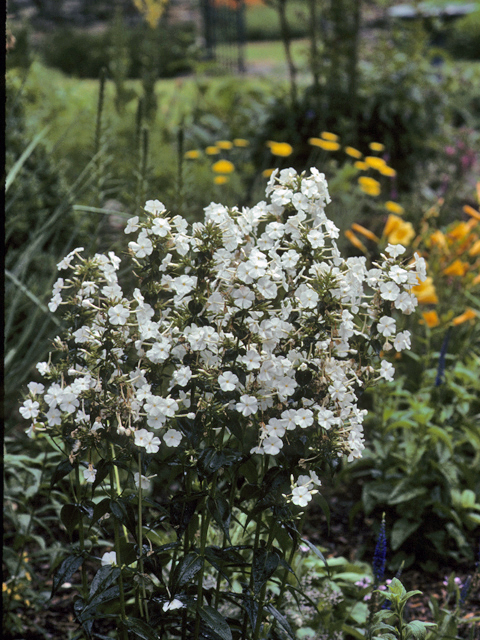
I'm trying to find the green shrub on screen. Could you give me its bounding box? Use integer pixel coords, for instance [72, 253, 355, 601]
[446, 9, 480, 60]
[37, 22, 196, 79]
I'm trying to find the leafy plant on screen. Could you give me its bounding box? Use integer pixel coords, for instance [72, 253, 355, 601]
[15, 167, 424, 638]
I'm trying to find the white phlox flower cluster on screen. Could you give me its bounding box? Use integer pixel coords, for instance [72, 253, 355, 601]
[22, 168, 426, 500]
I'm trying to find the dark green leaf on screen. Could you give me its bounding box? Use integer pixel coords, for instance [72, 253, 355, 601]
[300, 538, 329, 574]
[388, 485, 427, 506]
[207, 494, 231, 543]
[252, 548, 279, 595]
[110, 498, 137, 539]
[51, 554, 83, 597]
[92, 459, 112, 491]
[90, 497, 111, 529]
[51, 459, 74, 488]
[265, 603, 295, 639]
[89, 566, 121, 600]
[170, 494, 200, 538]
[198, 605, 232, 640]
[126, 616, 160, 640]
[391, 519, 420, 551]
[171, 552, 203, 592]
[405, 620, 437, 639]
[61, 503, 83, 538]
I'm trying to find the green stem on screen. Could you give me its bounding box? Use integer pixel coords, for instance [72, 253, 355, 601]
[137, 453, 148, 621]
[252, 523, 278, 640]
[75, 464, 89, 600]
[194, 501, 211, 639]
[108, 448, 128, 640]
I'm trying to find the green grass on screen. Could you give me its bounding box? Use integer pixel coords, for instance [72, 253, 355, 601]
[245, 38, 307, 66]
[245, 0, 309, 41]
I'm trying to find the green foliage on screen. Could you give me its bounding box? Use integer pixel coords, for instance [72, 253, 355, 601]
[282, 550, 373, 639]
[446, 9, 480, 60]
[369, 578, 437, 640]
[348, 352, 480, 570]
[36, 21, 196, 80]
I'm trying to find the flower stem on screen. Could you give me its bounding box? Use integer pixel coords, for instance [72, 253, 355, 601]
[75, 464, 89, 600]
[108, 447, 128, 640]
[137, 453, 149, 621]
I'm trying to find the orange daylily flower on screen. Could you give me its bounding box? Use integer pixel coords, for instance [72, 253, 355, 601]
[469, 239, 480, 257]
[448, 221, 474, 241]
[412, 277, 439, 304]
[442, 259, 469, 276]
[345, 230, 367, 253]
[463, 204, 480, 221]
[429, 230, 447, 249]
[385, 201, 404, 215]
[358, 176, 381, 197]
[351, 223, 380, 243]
[452, 308, 477, 326]
[422, 310, 440, 328]
[384, 215, 415, 246]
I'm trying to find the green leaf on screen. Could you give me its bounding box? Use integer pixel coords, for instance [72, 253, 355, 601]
[207, 494, 232, 543]
[460, 489, 477, 509]
[92, 459, 112, 491]
[388, 480, 427, 506]
[171, 552, 203, 592]
[198, 605, 232, 640]
[427, 425, 453, 453]
[5, 125, 50, 193]
[252, 548, 279, 595]
[391, 519, 421, 550]
[265, 603, 295, 639]
[110, 498, 137, 539]
[5, 270, 61, 324]
[89, 565, 121, 600]
[198, 447, 243, 479]
[405, 620, 437, 639]
[51, 459, 74, 489]
[341, 623, 366, 639]
[169, 494, 200, 538]
[51, 554, 83, 597]
[61, 503, 83, 538]
[126, 617, 160, 640]
[90, 497, 111, 529]
[301, 538, 329, 574]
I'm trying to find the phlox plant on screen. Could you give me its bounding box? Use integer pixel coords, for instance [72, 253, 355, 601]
[19, 168, 426, 639]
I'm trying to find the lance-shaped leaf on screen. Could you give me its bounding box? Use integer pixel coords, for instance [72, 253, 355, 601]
[170, 494, 200, 538]
[51, 554, 83, 597]
[170, 552, 203, 593]
[50, 459, 74, 489]
[265, 603, 295, 639]
[198, 605, 233, 640]
[126, 616, 161, 640]
[60, 503, 83, 538]
[252, 548, 279, 595]
[110, 498, 137, 539]
[207, 494, 232, 543]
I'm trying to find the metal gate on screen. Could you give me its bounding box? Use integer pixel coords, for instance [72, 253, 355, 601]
[201, 0, 246, 73]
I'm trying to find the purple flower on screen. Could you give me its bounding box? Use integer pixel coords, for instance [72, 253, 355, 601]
[373, 516, 387, 586]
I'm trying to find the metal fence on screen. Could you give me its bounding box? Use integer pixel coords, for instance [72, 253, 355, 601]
[201, 0, 246, 73]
